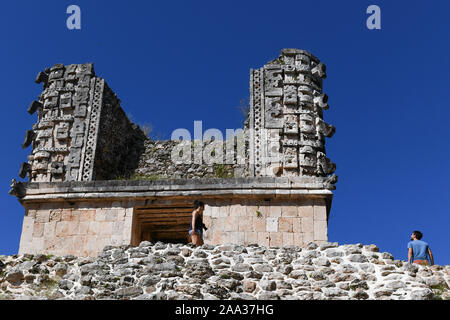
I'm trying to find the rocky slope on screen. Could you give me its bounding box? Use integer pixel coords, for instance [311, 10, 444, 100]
[0, 242, 448, 300]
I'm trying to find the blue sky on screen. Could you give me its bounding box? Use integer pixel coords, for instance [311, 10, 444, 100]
[0, 0, 449, 264]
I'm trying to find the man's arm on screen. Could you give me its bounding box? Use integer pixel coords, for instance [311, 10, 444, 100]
[428, 248, 434, 266]
[408, 248, 413, 263]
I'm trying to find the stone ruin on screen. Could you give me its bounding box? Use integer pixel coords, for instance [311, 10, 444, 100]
[10, 49, 338, 257]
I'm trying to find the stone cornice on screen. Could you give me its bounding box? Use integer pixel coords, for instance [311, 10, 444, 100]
[12, 176, 334, 203]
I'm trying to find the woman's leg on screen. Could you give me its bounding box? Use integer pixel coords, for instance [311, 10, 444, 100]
[191, 233, 202, 246]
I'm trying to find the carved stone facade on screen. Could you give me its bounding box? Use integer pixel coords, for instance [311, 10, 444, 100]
[248, 49, 337, 187]
[19, 63, 145, 183]
[11, 49, 338, 257]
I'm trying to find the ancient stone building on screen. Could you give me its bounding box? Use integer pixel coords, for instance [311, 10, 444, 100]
[10, 49, 337, 257]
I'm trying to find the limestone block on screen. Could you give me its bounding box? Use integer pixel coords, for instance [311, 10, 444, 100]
[210, 206, 219, 218]
[19, 216, 34, 254]
[84, 236, 99, 253]
[55, 221, 69, 237]
[209, 217, 220, 232]
[301, 216, 314, 233]
[293, 233, 303, 246]
[203, 216, 211, 228]
[110, 235, 123, 246]
[253, 216, 266, 232]
[105, 209, 118, 222]
[224, 215, 239, 232]
[266, 217, 278, 232]
[245, 232, 258, 245]
[33, 223, 44, 238]
[314, 199, 327, 221]
[26, 209, 37, 219]
[44, 221, 56, 238]
[95, 209, 107, 222]
[269, 232, 282, 247]
[238, 217, 253, 232]
[100, 222, 114, 236]
[32, 237, 45, 253]
[314, 220, 328, 241]
[203, 205, 212, 217]
[67, 221, 80, 236]
[125, 208, 133, 218]
[49, 210, 61, 222]
[230, 204, 244, 217]
[278, 217, 293, 232]
[283, 232, 294, 246]
[87, 221, 101, 235]
[293, 218, 302, 233]
[44, 237, 60, 253]
[79, 210, 96, 222]
[35, 210, 50, 223]
[97, 236, 112, 250]
[258, 232, 270, 247]
[281, 206, 297, 217]
[229, 232, 245, 244]
[303, 232, 314, 244]
[245, 205, 258, 217]
[211, 231, 226, 244]
[218, 206, 229, 218]
[268, 206, 282, 217]
[72, 235, 87, 252]
[78, 221, 90, 235]
[61, 209, 78, 222]
[298, 200, 314, 218]
[123, 215, 133, 232]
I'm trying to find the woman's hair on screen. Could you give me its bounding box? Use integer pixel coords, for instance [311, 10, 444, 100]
[193, 200, 205, 209]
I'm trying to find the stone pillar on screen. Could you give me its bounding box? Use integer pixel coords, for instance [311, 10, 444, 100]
[19, 63, 146, 183]
[248, 49, 336, 184]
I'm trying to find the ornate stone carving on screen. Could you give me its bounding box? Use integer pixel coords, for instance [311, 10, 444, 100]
[19, 63, 146, 183]
[249, 49, 337, 188]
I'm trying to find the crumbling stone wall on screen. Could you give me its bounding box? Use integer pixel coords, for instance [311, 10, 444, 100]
[0, 242, 448, 300]
[134, 139, 246, 180]
[93, 83, 147, 180]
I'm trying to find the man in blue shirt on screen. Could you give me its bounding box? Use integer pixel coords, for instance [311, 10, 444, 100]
[407, 230, 434, 266]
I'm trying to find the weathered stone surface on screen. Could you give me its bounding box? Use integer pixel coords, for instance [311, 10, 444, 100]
[5, 269, 24, 285]
[0, 242, 447, 300]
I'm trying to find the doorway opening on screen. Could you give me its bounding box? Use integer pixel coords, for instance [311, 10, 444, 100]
[134, 204, 194, 244]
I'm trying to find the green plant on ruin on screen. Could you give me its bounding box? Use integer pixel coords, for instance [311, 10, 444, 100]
[255, 210, 262, 218]
[36, 275, 58, 298]
[430, 283, 449, 300]
[213, 164, 234, 179]
[115, 173, 160, 181]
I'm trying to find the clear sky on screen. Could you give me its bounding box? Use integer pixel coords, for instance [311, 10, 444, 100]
[1, 0, 449, 264]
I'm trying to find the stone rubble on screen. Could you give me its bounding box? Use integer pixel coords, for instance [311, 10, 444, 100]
[0, 242, 448, 300]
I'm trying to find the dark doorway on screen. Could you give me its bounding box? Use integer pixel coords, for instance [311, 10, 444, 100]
[134, 204, 194, 244]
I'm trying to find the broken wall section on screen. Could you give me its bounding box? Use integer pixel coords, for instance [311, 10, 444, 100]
[93, 83, 147, 180]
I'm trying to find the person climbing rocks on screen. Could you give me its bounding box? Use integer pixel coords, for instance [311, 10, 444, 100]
[407, 230, 434, 266]
[189, 200, 207, 246]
